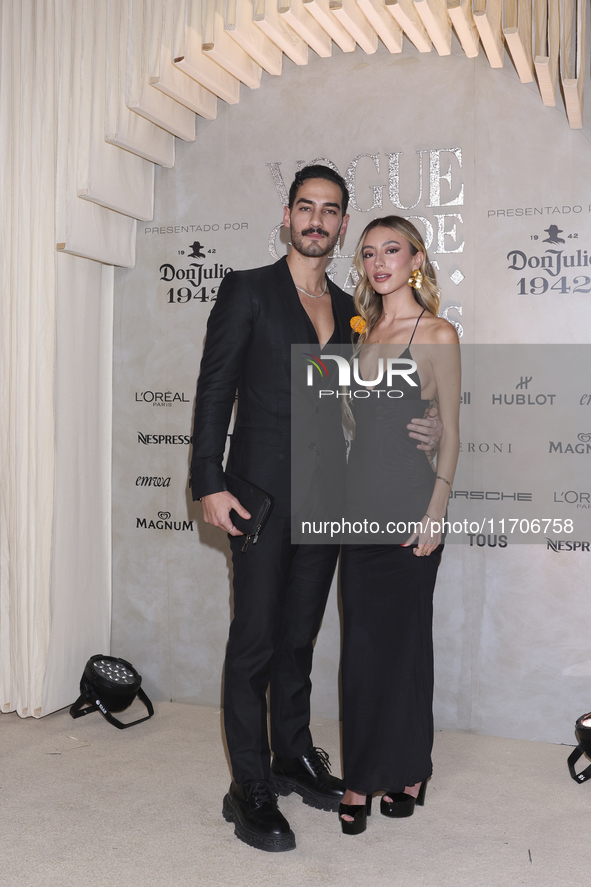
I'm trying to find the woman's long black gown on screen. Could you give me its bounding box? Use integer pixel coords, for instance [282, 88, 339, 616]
[341, 313, 443, 794]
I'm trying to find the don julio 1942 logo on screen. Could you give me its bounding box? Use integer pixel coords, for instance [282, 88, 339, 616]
[507, 225, 591, 296]
[159, 239, 233, 305]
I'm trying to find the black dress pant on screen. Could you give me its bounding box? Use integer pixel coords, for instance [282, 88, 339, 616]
[224, 513, 339, 784]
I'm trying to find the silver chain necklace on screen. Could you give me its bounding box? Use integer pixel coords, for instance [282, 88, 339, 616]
[294, 279, 328, 299]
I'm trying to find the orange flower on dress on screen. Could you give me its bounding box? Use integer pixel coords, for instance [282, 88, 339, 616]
[350, 315, 366, 334]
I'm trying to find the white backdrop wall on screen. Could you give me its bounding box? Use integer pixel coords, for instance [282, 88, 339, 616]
[6, 2, 586, 726]
[112, 37, 591, 744]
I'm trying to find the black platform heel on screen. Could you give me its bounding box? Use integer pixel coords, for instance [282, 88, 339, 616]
[380, 778, 428, 818]
[338, 793, 373, 835]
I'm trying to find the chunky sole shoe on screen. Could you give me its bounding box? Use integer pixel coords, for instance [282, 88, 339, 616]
[380, 778, 428, 818]
[270, 773, 342, 812]
[270, 747, 345, 813]
[222, 793, 296, 852]
[338, 795, 373, 835]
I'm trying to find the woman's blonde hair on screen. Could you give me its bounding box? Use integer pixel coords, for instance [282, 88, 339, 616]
[353, 216, 440, 343]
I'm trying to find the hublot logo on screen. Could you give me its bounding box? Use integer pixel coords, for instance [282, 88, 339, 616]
[492, 375, 556, 406]
[492, 393, 556, 406]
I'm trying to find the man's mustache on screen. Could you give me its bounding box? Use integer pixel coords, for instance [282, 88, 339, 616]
[302, 227, 329, 238]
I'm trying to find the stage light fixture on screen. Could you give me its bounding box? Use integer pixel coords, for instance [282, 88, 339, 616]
[567, 713, 591, 783]
[69, 655, 154, 729]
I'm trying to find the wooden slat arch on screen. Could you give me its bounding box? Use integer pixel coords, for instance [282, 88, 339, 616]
[56, 0, 588, 267]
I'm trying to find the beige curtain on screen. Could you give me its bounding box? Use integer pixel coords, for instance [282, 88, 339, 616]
[0, 0, 189, 719]
[0, 0, 202, 718]
[0, 0, 113, 717]
[0, 0, 57, 716]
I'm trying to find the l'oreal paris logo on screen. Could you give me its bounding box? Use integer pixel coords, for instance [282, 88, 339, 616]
[304, 353, 418, 396]
[135, 390, 190, 405]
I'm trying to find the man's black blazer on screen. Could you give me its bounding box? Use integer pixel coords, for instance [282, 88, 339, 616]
[190, 256, 355, 517]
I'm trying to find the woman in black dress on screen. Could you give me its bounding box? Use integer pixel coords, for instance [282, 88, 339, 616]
[338, 217, 460, 835]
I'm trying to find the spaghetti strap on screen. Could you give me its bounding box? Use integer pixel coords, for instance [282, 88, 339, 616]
[408, 308, 426, 347]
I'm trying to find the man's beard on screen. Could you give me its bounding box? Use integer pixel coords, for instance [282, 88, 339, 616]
[290, 225, 339, 258]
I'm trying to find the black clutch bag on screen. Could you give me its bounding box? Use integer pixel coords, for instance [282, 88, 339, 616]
[226, 473, 273, 550]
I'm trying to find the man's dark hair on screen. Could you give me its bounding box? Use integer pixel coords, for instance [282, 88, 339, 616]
[288, 164, 349, 215]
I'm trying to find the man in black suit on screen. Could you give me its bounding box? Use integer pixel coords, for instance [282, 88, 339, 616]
[190, 166, 439, 851]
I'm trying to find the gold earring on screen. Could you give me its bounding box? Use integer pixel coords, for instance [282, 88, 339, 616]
[408, 269, 423, 289]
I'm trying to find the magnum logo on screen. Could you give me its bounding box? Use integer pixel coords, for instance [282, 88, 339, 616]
[549, 434, 591, 454]
[136, 511, 193, 531]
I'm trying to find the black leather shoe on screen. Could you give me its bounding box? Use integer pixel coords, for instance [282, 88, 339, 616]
[271, 746, 345, 812]
[222, 781, 296, 852]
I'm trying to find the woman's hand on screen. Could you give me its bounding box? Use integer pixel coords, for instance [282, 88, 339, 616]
[403, 514, 442, 556]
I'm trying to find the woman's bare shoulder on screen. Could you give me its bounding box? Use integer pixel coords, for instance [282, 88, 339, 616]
[417, 313, 459, 344]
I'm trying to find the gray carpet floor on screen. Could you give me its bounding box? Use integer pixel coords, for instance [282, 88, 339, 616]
[2, 701, 589, 886]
